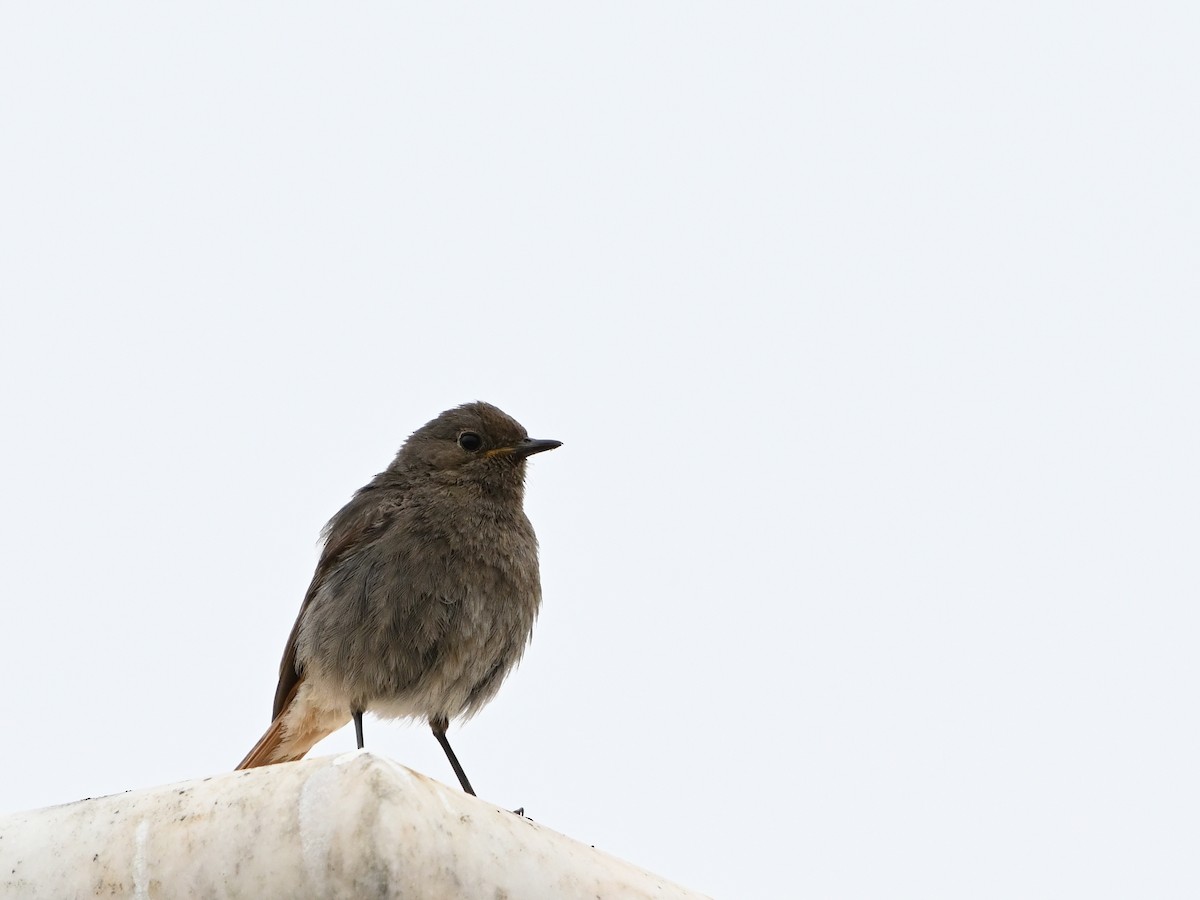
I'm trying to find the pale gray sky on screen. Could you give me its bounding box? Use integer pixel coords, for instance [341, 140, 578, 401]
[1, 4, 1197, 898]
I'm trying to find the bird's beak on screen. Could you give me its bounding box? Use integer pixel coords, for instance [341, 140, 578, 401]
[488, 438, 563, 460]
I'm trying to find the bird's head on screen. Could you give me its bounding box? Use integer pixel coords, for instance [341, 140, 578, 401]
[392, 402, 561, 492]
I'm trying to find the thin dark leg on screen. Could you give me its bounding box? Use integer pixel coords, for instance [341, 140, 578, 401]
[353, 710, 364, 750]
[431, 717, 476, 796]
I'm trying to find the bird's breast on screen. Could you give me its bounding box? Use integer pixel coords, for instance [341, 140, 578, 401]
[297, 501, 542, 720]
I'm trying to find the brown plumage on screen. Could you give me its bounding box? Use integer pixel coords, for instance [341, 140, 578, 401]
[236, 402, 560, 794]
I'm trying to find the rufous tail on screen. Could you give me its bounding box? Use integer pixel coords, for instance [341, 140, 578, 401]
[236, 677, 349, 770]
[237, 716, 306, 769]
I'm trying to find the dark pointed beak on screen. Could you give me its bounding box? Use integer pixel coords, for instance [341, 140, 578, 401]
[510, 438, 563, 459]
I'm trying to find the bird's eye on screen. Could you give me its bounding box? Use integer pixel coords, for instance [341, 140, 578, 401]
[458, 432, 483, 452]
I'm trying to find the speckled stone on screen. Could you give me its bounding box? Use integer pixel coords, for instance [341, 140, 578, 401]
[0, 752, 708, 899]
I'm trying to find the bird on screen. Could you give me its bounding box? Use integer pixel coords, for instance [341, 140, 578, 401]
[236, 401, 560, 798]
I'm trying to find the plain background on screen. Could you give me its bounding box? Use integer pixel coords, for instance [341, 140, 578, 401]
[1, 4, 1197, 898]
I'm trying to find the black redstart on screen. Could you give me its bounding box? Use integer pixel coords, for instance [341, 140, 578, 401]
[237, 401, 560, 797]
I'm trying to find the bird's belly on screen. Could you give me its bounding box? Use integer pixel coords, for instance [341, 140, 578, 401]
[301, 586, 536, 723]
[367, 596, 531, 721]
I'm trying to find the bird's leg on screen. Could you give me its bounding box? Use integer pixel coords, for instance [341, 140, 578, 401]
[431, 717, 476, 796]
[353, 709, 365, 750]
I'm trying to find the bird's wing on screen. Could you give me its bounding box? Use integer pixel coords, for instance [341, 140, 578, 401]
[272, 484, 397, 719]
[237, 486, 398, 770]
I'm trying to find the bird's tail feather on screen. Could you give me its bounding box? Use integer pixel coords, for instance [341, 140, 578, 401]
[236, 676, 341, 770]
[236, 716, 307, 770]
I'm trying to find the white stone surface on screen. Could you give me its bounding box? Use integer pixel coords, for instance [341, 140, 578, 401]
[0, 752, 708, 899]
